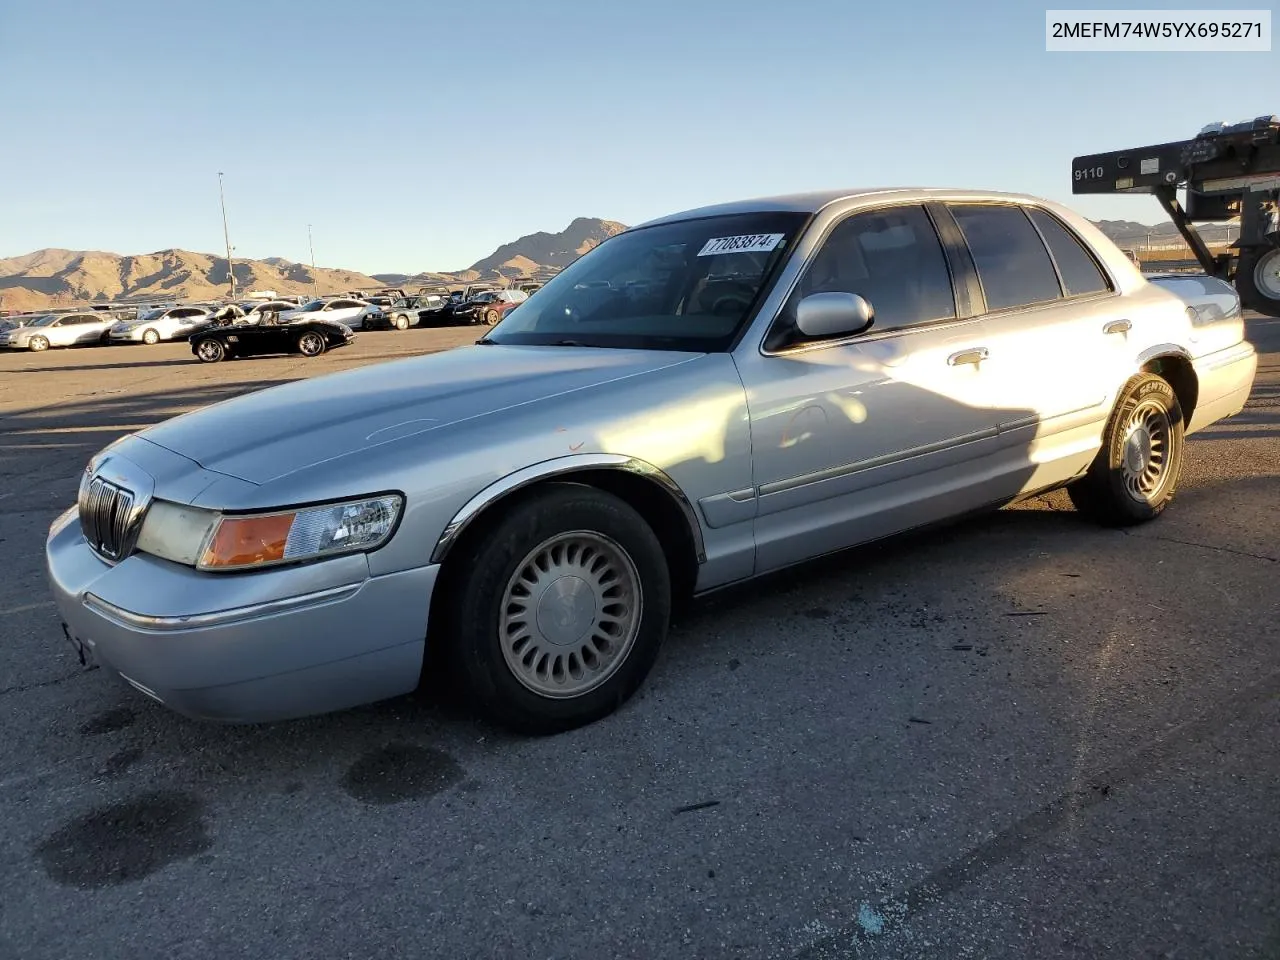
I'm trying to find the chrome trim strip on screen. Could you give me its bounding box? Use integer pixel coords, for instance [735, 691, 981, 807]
[997, 399, 1107, 435]
[430, 454, 707, 565]
[758, 426, 999, 498]
[82, 583, 362, 632]
[1198, 341, 1257, 372]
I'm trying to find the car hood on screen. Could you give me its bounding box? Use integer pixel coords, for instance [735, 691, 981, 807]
[137, 344, 703, 484]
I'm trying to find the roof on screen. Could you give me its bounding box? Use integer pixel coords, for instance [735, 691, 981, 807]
[634, 187, 1055, 228]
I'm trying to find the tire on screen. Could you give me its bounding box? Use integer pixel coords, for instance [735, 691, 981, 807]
[394, 314, 409, 330]
[1236, 247, 1280, 318]
[484, 309, 500, 325]
[443, 484, 671, 734]
[1068, 373, 1185, 526]
[296, 331, 327, 356]
[28, 336, 49, 352]
[141, 328, 160, 345]
[193, 338, 225, 363]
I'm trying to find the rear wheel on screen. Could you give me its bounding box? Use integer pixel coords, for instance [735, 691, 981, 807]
[296, 331, 327, 356]
[193, 338, 225, 363]
[1068, 374, 1185, 526]
[28, 336, 49, 352]
[1236, 247, 1280, 317]
[141, 328, 160, 345]
[443, 484, 670, 734]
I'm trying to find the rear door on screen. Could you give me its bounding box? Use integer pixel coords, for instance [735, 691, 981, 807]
[940, 202, 1122, 488]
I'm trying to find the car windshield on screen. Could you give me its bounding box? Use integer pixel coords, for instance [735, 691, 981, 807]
[28, 315, 59, 327]
[484, 212, 807, 351]
[297, 300, 325, 312]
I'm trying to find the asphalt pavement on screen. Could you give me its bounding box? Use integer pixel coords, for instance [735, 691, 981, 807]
[0, 318, 1276, 959]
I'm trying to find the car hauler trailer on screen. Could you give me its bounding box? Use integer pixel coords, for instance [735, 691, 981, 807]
[1072, 115, 1280, 317]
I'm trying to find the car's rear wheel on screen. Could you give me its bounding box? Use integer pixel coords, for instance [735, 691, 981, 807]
[296, 331, 327, 356]
[1068, 373, 1185, 526]
[394, 314, 410, 330]
[28, 336, 49, 352]
[443, 484, 671, 734]
[194, 338, 225, 363]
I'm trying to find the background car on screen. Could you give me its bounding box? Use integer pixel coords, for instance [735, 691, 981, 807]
[375, 294, 449, 329]
[0, 312, 115, 350]
[279, 297, 372, 327]
[189, 316, 355, 362]
[478, 289, 530, 325]
[109, 305, 213, 344]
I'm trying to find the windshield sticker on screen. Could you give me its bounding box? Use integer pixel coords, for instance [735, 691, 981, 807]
[697, 233, 785, 257]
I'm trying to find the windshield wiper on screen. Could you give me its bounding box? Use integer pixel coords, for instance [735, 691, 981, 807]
[475, 336, 497, 345]
[550, 339, 590, 347]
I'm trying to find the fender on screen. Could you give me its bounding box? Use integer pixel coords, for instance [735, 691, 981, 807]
[429, 453, 707, 565]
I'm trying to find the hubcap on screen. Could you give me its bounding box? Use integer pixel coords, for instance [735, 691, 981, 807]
[301, 335, 321, 353]
[197, 341, 220, 360]
[1121, 399, 1171, 502]
[499, 531, 642, 699]
[1255, 249, 1280, 299]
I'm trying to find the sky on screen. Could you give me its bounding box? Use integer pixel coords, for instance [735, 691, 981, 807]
[1, 0, 1276, 275]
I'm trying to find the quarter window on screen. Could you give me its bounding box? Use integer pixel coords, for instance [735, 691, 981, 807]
[788, 204, 956, 335]
[950, 205, 1063, 311]
[1026, 208, 1111, 297]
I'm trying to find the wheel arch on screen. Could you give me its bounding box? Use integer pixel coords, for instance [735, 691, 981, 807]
[429, 455, 706, 599]
[1137, 347, 1199, 425]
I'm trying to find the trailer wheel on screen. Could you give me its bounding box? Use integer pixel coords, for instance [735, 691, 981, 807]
[1236, 247, 1280, 317]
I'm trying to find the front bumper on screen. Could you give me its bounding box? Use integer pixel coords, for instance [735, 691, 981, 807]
[46, 507, 436, 722]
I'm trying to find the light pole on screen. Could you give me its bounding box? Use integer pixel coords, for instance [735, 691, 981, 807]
[308, 224, 318, 296]
[218, 172, 236, 299]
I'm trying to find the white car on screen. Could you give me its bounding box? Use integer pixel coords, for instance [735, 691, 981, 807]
[278, 297, 372, 327]
[0, 312, 115, 350]
[109, 306, 214, 344]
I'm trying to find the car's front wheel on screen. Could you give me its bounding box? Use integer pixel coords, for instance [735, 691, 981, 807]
[444, 484, 671, 734]
[394, 314, 410, 330]
[1068, 373, 1185, 526]
[193, 338, 226, 363]
[296, 331, 327, 356]
[141, 328, 160, 345]
[484, 308, 501, 325]
[28, 336, 49, 352]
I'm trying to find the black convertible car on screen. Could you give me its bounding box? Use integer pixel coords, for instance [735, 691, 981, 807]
[189, 316, 355, 363]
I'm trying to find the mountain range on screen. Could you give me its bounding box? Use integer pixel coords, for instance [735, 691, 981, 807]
[0, 216, 1229, 312]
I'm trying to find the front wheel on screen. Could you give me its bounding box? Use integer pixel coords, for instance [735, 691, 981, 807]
[394, 314, 410, 330]
[141, 328, 160, 345]
[444, 484, 671, 734]
[296, 331, 327, 356]
[193, 338, 226, 363]
[484, 308, 501, 325]
[1068, 373, 1185, 526]
[28, 336, 49, 352]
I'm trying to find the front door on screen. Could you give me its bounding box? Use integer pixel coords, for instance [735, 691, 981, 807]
[733, 204, 1017, 574]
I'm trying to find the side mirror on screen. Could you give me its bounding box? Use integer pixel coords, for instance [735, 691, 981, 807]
[795, 292, 875, 339]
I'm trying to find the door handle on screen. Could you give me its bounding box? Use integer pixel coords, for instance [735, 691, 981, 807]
[1103, 319, 1132, 335]
[947, 347, 989, 366]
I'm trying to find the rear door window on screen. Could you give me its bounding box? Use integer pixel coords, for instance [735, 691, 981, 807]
[1026, 208, 1112, 297]
[949, 204, 1063, 311]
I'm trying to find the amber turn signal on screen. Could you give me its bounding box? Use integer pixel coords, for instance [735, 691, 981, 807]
[199, 513, 296, 569]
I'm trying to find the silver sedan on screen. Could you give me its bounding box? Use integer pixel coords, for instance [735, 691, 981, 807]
[46, 188, 1258, 732]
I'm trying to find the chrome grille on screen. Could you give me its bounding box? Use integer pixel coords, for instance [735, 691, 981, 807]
[79, 476, 138, 561]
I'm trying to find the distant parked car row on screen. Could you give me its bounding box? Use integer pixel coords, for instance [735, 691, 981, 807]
[0, 283, 548, 352]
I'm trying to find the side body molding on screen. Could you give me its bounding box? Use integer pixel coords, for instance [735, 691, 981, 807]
[429, 453, 708, 565]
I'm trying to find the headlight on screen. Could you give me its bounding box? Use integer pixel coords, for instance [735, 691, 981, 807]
[136, 494, 403, 571]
